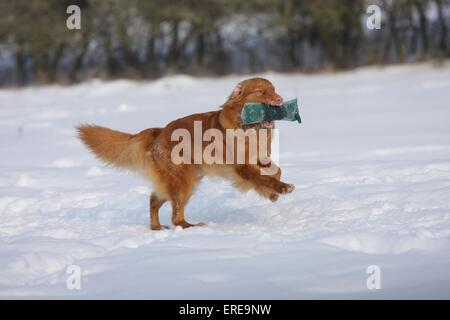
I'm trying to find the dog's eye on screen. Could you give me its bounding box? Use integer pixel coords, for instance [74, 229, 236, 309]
[256, 89, 264, 95]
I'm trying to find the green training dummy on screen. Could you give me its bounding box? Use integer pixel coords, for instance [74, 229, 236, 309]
[241, 98, 301, 125]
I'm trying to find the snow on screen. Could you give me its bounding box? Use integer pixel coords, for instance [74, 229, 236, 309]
[1, 63, 450, 299]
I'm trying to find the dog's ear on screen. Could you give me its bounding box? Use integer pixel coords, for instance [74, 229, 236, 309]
[229, 82, 243, 100]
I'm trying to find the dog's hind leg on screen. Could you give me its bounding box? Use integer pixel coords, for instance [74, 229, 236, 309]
[170, 198, 206, 229]
[165, 166, 205, 229]
[149, 193, 168, 230]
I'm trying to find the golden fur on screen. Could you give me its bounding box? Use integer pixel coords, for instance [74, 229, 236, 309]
[77, 78, 294, 230]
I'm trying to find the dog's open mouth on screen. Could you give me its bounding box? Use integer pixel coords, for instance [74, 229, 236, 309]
[240, 120, 274, 129]
[261, 121, 274, 128]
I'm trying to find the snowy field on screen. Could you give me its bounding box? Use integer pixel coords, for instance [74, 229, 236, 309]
[0, 63, 450, 299]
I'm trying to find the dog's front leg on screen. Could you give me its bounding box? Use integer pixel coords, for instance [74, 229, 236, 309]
[257, 158, 282, 202]
[234, 164, 294, 195]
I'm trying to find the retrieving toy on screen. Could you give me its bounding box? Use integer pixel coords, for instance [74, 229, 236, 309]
[241, 98, 301, 125]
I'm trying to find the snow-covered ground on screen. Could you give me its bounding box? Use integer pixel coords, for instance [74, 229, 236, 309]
[0, 63, 450, 299]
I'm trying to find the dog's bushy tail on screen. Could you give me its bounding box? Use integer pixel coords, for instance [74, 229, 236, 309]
[77, 124, 161, 171]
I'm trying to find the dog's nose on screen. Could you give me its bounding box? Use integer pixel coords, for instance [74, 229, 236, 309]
[272, 96, 283, 106]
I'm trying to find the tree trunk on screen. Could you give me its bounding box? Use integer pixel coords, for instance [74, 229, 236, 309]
[435, 0, 448, 55]
[15, 49, 27, 86]
[168, 20, 180, 70]
[414, 0, 429, 59]
[196, 29, 205, 69]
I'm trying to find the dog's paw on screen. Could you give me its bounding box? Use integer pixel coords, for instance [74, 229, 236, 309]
[150, 224, 170, 231]
[195, 222, 207, 227]
[174, 221, 207, 229]
[269, 193, 279, 202]
[280, 183, 295, 194]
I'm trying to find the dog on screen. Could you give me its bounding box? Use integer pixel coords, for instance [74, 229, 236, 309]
[77, 78, 295, 230]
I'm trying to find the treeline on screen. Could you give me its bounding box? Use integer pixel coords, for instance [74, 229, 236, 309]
[0, 0, 448, 86]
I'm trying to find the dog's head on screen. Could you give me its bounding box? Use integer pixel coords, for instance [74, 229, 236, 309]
[220, 78, 283, 129]
[228, 78, 283, 107]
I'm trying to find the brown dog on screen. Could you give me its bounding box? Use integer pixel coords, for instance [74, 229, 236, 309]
[77, 78, 295, 230]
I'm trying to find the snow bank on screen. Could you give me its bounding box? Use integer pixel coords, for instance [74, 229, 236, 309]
[0, 63, 450, 298]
